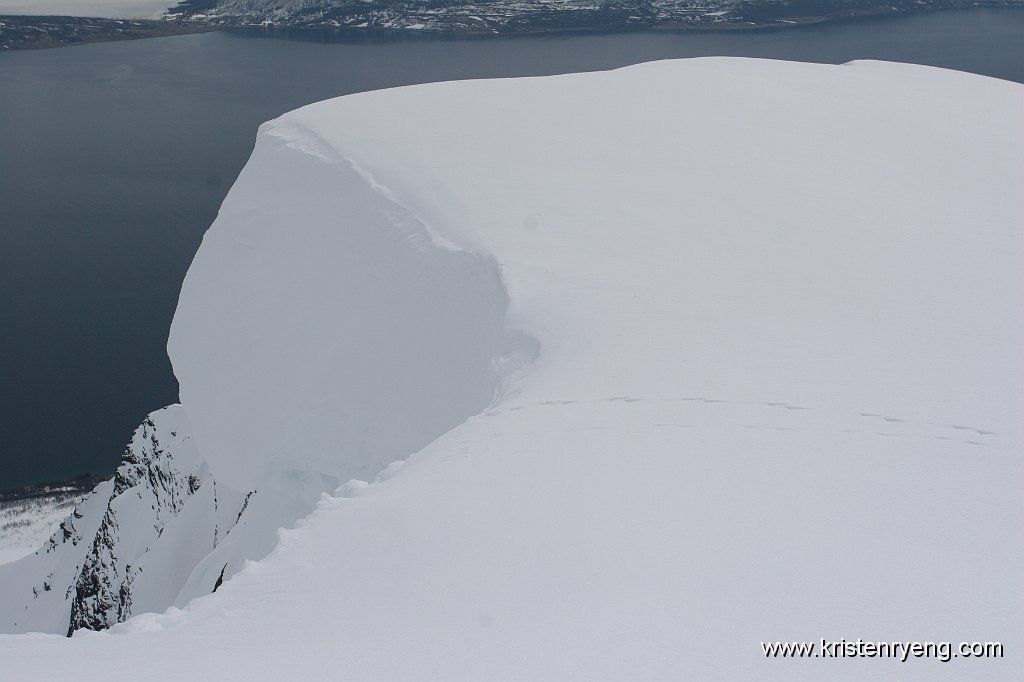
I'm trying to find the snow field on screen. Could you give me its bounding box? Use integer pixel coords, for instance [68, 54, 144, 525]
[2, 58, 1022, 680]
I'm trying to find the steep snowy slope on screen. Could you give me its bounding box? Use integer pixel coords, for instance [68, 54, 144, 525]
[3, 59, 1022, 680]
[0, 406, 310, 635]
[1, 491, 83, 565]
[0, 407, 209, 634]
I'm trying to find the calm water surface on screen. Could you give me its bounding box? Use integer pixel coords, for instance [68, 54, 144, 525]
[1, 8, 1022, 486]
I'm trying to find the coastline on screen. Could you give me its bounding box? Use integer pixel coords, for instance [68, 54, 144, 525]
[1, 5, 1014, 52]
[0, 16, 215, 50]
[0, 473, 111, 504]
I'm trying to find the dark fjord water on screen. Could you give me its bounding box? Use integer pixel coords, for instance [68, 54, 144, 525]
[1, 8, 1022, 487]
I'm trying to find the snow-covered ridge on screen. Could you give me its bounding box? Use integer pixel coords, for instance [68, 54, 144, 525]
[0, 406, 299, 635]
[1, 83, 534, 637]
[0, 408, 214, 634]
[1, 490, 84, 565]
[2, 59, 1022, 680]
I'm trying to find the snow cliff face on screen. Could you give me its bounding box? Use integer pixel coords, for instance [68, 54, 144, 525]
[167, 122, 519, 493]
[2, 59, 1022, 680]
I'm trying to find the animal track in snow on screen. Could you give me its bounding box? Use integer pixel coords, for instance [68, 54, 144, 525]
[484, 395, 1000, 451]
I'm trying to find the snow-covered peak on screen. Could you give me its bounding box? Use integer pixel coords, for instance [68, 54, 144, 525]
[171, 58, 1022, 494]
[0, 406, 203, 636]
[5, 58, 1022, 680]
[0, 405, 301, 636]
[277, 58, 1022, 435]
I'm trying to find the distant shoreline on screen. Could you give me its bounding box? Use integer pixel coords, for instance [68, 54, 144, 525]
[0, 473, 110, 504]
[0, 6, 1010, 52]
[0, 16, 215, 51]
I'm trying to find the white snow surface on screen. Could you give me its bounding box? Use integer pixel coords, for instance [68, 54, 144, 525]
[0, 547, 36, 565]
[0, 405, 326, 636]
[4, 58, 1023, 680]
[0, 494, 79, 563]
[0, 0, 171, 19]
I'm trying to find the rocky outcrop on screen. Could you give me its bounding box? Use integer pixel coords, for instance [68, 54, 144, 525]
[66, 408, 205, 634]
[1, 404, 327, 636]
[1, 407, 233, 635]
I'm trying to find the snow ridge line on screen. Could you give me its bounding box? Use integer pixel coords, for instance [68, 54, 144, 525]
[263, 119, 464, 253]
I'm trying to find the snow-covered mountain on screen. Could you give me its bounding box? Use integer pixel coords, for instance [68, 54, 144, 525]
[0, 484, 91, 565]
[1, 407, 206, 634]
[0, 405, 321, 636]
[165, 0, 1023, 33]
[2, 58, 1022, 679]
